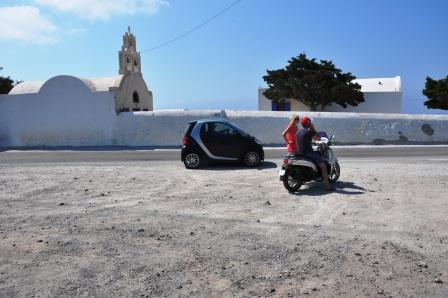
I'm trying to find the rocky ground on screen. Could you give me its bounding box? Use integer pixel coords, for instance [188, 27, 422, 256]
[0, 158, 447, 297]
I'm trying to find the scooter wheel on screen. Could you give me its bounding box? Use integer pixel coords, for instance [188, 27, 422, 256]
[329, 162, 340, 183]
[283, 169, 303, 192]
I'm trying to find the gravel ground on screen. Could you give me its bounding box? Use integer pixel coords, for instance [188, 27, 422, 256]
[0, 158, 447, 297]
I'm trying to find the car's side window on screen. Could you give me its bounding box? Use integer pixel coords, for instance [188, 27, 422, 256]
[200, 122, 238, 136]
[200, 123, 208, 135]
[213, 123, 238, 136]
[201, 123, 218, 135]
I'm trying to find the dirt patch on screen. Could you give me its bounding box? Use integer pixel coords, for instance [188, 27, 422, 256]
[0, 159, 447, 297]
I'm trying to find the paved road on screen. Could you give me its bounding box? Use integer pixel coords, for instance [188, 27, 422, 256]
[0, 145, 447, 164]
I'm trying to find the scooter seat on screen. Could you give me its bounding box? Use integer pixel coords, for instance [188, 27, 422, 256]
[288, 154, 320, 171]
[289, 154, 319, 165]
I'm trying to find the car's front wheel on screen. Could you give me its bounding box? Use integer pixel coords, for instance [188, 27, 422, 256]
[243, 151, 261, 167]
[184, 152, 203, 169]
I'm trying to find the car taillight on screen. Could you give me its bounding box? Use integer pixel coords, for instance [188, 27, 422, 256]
[183, 136, 189, 145]
[283, 158, 289, 165]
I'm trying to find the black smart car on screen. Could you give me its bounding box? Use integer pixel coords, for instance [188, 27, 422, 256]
[181, 119, 264, 169]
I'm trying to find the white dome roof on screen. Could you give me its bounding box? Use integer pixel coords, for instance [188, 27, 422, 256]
[9, 75, 124, 94]
[8, 80, 45, 94]
[80, 75, 124, 92]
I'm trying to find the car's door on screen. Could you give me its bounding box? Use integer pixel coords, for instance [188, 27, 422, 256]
[200, 122, 242, 158]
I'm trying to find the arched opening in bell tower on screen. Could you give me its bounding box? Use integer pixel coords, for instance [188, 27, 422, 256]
[133, 91, 140, 103]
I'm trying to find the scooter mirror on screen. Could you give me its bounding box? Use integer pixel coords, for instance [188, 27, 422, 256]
[331, 134, 335, 140]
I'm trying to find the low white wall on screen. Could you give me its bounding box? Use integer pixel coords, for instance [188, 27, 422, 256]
[1, 106, 447, 147]
[113, 110, 231, 146]
[112, 110, 448, 146]
[226, 111, 448, 145]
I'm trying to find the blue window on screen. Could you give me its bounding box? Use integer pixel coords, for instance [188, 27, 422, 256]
[272, 101, 291, 111]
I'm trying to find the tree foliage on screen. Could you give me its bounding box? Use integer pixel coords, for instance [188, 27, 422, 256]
[423, 76, 448, 110]
[0, 76, 15, 94]
[263, 53, 364, 111]
[0, 67, 22, 94]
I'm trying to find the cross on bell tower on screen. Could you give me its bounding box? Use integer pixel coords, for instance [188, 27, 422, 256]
[118, 26, 141, 74]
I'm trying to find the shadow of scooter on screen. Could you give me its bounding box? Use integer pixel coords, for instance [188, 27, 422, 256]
[290, 181, 366, 196]
[196, 161, 278, 171]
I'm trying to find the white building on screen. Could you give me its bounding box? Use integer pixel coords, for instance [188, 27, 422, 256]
[8, 27, 153, 113]
[258, 76, 402, 113]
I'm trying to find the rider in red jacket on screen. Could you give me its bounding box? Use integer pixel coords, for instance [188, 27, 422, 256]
[282, 115, 300, 154]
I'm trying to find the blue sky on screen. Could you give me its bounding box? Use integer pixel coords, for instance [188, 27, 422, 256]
[1, 0, 447, 114]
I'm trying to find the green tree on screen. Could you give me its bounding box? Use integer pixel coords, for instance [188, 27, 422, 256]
[0, 67, 22, 94]
[263, 53, 364, 111]
[423, 76, 448, 110]
[0, 76, 15, 94]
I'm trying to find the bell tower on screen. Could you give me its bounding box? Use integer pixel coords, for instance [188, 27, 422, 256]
[118, 26, 141, 74]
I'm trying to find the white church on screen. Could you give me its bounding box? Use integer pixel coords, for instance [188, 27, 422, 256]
[0, 28, 155, 147]
[8, 27, 153, 113]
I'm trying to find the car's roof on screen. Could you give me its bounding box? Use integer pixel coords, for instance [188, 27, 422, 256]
[191, 119, 233, 124]
[188, 118, 233, 124]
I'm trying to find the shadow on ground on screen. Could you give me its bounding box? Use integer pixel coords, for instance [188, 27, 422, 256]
[198, 161, 278, 171]
[291, 180, 366, 196]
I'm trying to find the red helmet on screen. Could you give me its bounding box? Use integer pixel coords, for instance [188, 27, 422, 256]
[301, 116, 312, 128]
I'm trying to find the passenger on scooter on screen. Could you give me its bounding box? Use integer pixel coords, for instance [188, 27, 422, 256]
[282, 115, 300, 154]
[296, 116, 334, 191]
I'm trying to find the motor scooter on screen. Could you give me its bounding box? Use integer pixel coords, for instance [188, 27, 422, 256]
[279, 132, 340, 192]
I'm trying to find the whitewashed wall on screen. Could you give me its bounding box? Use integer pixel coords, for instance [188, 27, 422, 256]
[113, 110, 226, 146]
[0, 104, 447, 147]
[112, 110, 447, 146]
[0, 75, 116, 147]
[225, 110, 447, 145]
[323, 92, 402, 113]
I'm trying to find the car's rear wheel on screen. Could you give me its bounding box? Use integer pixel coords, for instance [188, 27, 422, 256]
[184, 152, 203, 169]
[243, 151, 261, 167]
